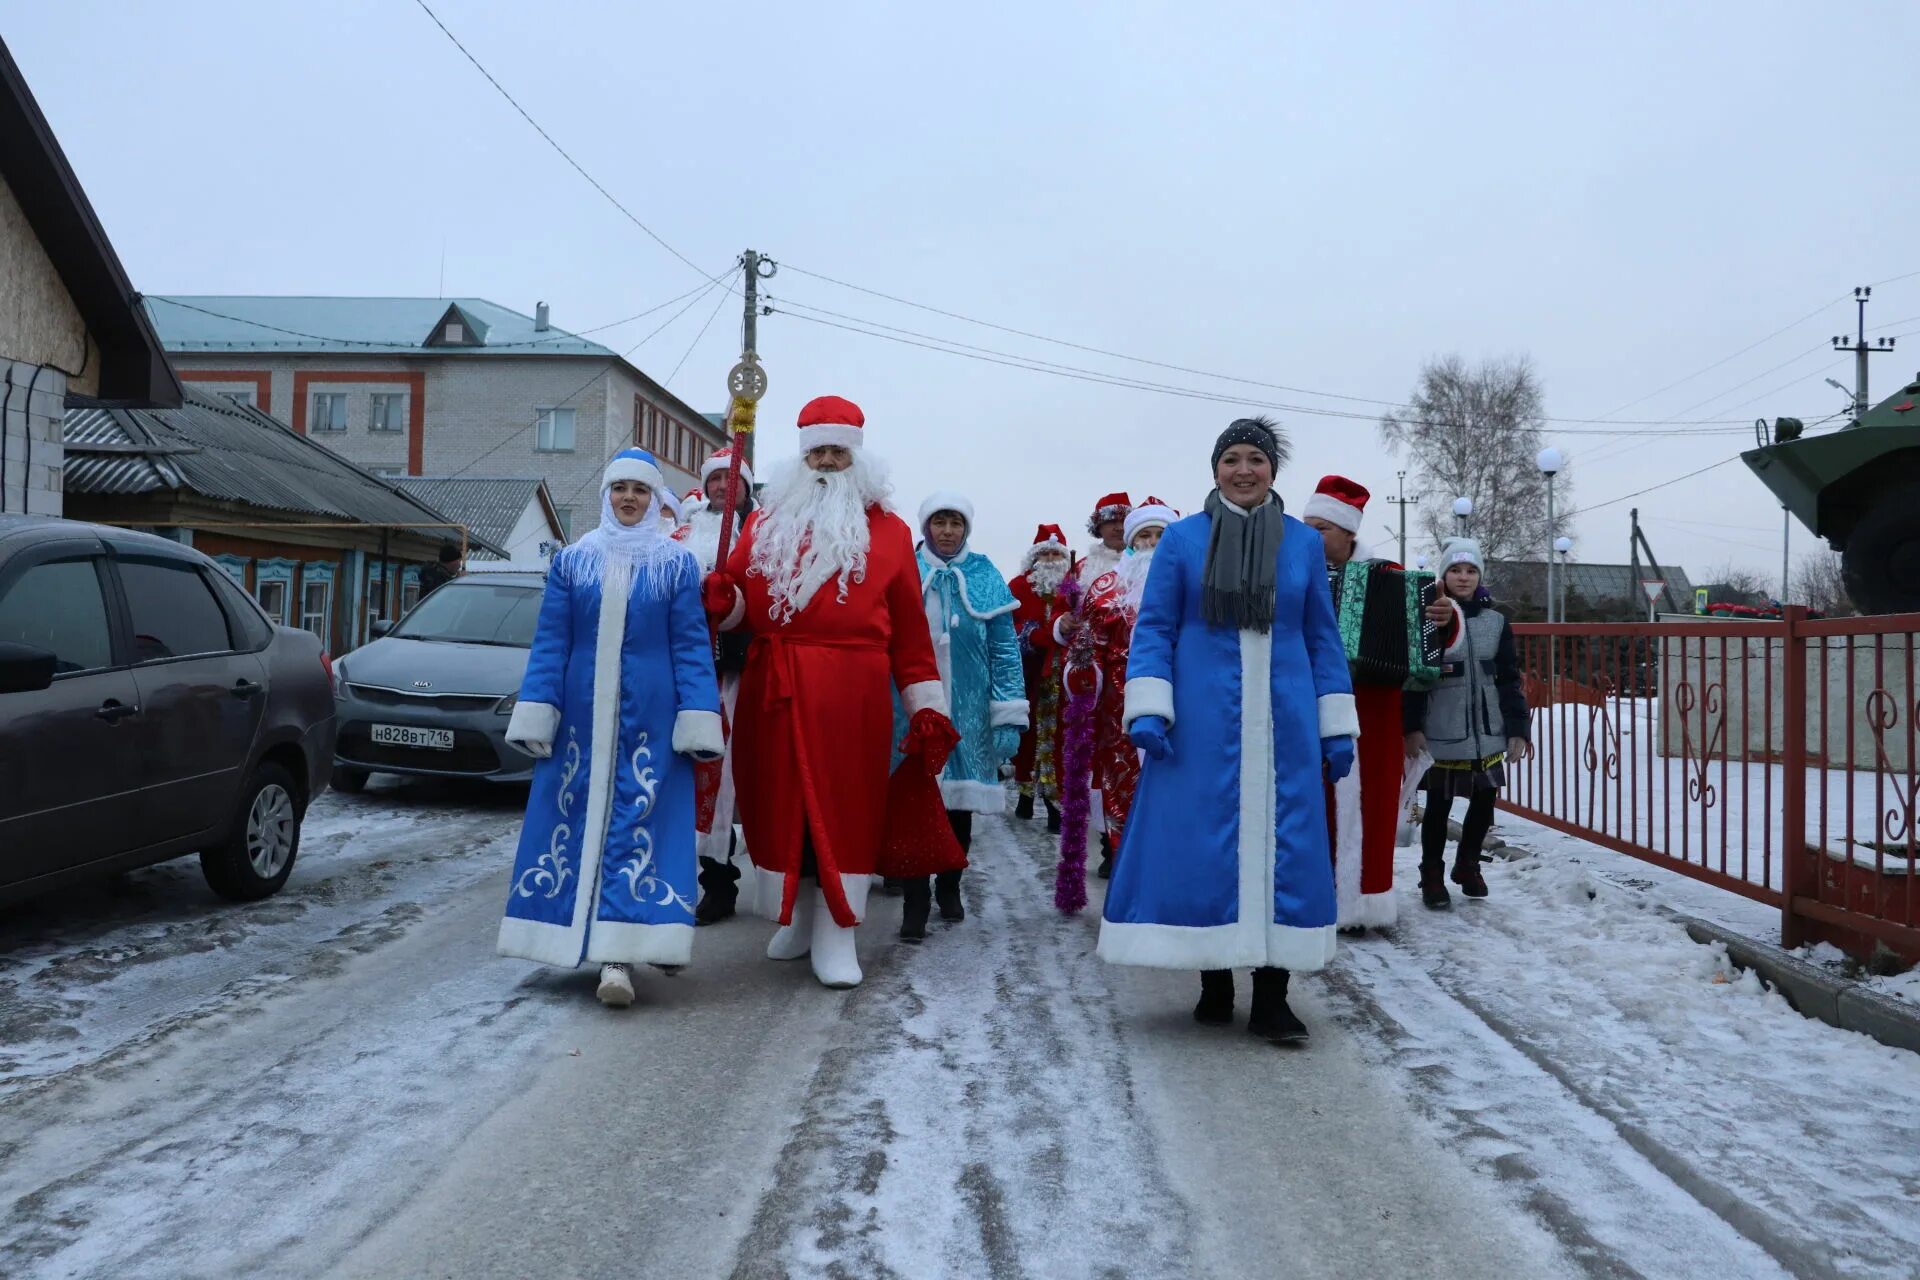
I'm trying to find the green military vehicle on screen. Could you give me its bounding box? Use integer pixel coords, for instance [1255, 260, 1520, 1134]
[1743, 375, 1920, 615]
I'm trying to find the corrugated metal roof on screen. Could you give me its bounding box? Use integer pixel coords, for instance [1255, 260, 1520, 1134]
[144, 295, 618, 357]
[393, 477, 554, 553]
[62, 386, 507, 554]
[1489, 559, 1696, 613]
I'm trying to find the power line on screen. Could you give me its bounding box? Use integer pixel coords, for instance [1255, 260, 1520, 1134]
[666, 282, 735, 387]
[408, 0, 720, 284]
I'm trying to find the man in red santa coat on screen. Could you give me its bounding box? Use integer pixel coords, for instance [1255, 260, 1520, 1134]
[1008, 524, 1074, 832]
[1302, 475, 1460, 930]
[704, 396, 954, 989]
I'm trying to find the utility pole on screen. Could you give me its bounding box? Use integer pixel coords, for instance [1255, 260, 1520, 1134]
[738, 250, 777, 466]
[1832, 285, 1897, 420]
[1386, 470, 1422, 567]
[1782, 504, 1791, 605]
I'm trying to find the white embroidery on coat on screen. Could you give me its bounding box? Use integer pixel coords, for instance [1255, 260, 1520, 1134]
[516, 726, 582, 900]
[611, 732, 692, 916]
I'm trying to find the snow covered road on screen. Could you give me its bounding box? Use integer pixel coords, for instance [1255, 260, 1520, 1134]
[2, 782, 1914, 1279]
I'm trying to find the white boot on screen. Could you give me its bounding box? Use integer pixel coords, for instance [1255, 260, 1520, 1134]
[766, 887, 816, 961]
[809, 889, 863, 989]
[596, 963, 635, 1007]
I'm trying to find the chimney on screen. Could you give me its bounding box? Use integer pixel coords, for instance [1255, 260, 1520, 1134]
[534, 301, 550, 332]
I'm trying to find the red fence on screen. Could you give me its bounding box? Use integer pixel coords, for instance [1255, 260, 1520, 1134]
[1504, 608, 1920, 963]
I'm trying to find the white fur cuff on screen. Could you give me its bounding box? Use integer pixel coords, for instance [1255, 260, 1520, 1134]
[1123, 676, 1174, 730]
[901, 680, 949, 717]
[1442, 598, 1469, 660]
[717, 587, 747, 632]
[505, 700, 561, 754]
[989, 699, 1030, 729]
[1318, 692, 1360, 740]
[672, 709, 725, 759]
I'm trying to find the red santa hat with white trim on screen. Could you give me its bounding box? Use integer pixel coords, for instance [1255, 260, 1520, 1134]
[1303, 475, 1370, 534]
[700, 445, 752, 491]
[796, 395, 865, 452]
[1123, 496, 1178, 545]
[681, 486, 707, 515]
[1022, 522, 1070, 571]
[1087, 491, 1132, 534]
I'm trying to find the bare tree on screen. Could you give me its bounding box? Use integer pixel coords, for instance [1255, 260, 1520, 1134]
[1378, 355, 1567, 562]
[1793, 550, 1855, 616]
[1701, 561, 1773, 607]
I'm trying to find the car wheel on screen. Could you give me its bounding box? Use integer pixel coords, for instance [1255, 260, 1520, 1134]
[1842, 480, 1920, 615]
[330, 766, 369, 794]
[201, 763, 302, 901]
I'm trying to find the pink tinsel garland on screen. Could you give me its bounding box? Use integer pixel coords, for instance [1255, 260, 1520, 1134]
[1055, 578, 1096, 914]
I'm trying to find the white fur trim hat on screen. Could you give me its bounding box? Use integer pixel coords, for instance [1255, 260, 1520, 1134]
[1441, 537, 1484, 574]
[1302, 474, 1369, 535]
[700, 446, 752, 489]
[1123, 498, 1177, 545]
[917, 490, 974, 532]
[603, 448, 666, 496]
[796, 394, 865, 452]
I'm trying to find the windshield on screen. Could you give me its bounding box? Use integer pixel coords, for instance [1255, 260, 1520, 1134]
[394, 581, 542, 646]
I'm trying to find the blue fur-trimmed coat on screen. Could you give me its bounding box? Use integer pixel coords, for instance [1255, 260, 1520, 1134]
[1097, 506, 1357, 973]
[497, 546, 722, 969]
[894, 544, 1029, 813]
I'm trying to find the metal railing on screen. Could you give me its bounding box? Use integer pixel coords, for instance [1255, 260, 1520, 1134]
[1504, 608, 1920, 963]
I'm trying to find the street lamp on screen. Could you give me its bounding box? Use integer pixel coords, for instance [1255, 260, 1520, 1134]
[1452, 496, 1473, 539]
[1537, 447, 1565, 622]
[1554, 535, 1573, 623]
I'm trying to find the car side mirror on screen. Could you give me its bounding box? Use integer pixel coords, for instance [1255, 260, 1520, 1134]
[0, 642, 57, 694]
[371, 619, 394, 638]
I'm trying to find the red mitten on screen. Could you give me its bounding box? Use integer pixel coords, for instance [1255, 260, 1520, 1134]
[702, 571, 737, 619]
[901, 708, 962, 777]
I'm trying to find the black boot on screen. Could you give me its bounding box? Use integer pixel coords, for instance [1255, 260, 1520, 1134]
[934, 869, 965, 922]
[1015, 792, 1035, 821]
[1420, 861, 1452, 910]
[1247, 967, 1308, 1044]
[1194, 969, 1234, 1025]
[1096, 832, 1114, 880]
[900, 879, 931, 943]
[1045, 798, 1062, 835]
[695, 856, 740, 926]
[1451, 855, 1488, 899]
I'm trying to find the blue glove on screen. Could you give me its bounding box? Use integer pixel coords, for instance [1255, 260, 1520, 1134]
[1322, 735, 1355, 782]
[991, 725, 1021, 762]
[1130, 715, 1171, 761]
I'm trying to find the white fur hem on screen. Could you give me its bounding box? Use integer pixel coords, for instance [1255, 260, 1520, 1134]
[1094, 921, 1338, 973]
[989, 699, 1030, 729]
[744, 868, 875, 925]
[504, 700, 560, 753]
[939, 777, 1008, 813]
[672, 709, 725, 759]
[1122, 676, 1174, 730]
[796, 423, 863, 452]
[1347, 891, 1398, 929]
[1318, 693, 1360, 740]
[716, 587, 746, 632]
[496, 914, 588, 968]
[901, 680, 949, 717]
[584, 920, 695, 967]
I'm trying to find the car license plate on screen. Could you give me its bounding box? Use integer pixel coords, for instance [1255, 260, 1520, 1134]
[371, 724, 454, 751]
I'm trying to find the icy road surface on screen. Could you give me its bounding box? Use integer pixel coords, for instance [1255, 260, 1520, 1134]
[2, 781, 1914, 1279]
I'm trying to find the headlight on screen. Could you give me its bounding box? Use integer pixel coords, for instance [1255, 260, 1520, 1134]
[495, 693, 518, 716]
[331, 660, 349, 700]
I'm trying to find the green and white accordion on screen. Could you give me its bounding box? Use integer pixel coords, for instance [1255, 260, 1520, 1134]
[1329, 559, 1443, 691]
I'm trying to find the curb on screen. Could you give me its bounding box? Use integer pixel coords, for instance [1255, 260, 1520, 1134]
[1676, 915, 1920, 1056]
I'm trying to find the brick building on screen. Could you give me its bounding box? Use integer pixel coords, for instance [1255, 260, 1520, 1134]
[147, 295, 724, 539]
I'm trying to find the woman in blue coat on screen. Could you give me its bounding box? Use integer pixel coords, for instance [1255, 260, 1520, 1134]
[498, 448, 723, 1008]
[1098, 418, 1357, 1044]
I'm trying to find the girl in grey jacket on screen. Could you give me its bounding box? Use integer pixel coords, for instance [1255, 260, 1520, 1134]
[1401, 538, 1530, 908]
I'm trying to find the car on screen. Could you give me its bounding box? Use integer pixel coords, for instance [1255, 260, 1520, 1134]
[0, 514, 337, 907]
[328, 562, 548, 790]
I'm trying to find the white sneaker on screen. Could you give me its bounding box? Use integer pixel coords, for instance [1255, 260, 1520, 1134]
[596, 963, 635, 1007]
[766, 888, 816, 961]
[809, 889, 863, 989]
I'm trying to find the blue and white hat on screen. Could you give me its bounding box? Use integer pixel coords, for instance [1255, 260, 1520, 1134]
[603, 447, 666, 495]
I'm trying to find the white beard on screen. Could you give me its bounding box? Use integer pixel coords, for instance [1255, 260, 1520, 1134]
[1026, 558, 1069, 596]
[1083, 542, 1123, 579]
[1116, 548, 1155, 611]
[750, 453, 891, 623]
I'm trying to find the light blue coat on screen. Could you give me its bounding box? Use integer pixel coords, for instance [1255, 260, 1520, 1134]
[1097, 508, 1356, 973]
[497, 546, 721, 969]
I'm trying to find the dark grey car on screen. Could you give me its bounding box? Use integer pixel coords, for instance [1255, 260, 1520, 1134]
[0, 514, 337, 906]
[329, 566, 545, 789]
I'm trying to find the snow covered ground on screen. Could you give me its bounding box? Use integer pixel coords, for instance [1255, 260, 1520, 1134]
[2, 780, 1916, 1278]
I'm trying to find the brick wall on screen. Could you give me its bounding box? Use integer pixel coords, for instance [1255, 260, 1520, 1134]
[0, 357, 67, 517]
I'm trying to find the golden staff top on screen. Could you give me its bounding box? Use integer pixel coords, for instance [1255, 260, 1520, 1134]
[712, 357, 767, 576]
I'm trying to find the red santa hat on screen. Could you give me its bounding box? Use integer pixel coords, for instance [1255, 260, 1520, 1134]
[1123, 497, 1177, 545]
[796, 395, 866, 453]
[682, 486, 708, 515]
[1022, 523, 1071, 571]
[1087, 491, 1132, 534]
[700, 445, 753, 489]
[1302, 475, 1370, 534]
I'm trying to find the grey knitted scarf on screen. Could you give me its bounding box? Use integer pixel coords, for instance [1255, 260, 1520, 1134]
[1201, 490, 1284, 633]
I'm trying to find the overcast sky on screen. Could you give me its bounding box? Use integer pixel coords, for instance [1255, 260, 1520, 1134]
[9, 1, 1918, 585]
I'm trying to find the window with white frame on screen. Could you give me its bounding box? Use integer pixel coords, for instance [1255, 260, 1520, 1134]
[254, 559, 295, 623]
[370, 392, 405, 433]
[444, 321, 465, 343]
[400, 566, 422, 615]
[311, 391, 348, 432]
[300, 562, 336, 643]
[536, 407, 576, 452]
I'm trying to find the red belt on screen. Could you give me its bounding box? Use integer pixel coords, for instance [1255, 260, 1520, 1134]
[753, 633, 885, 705]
